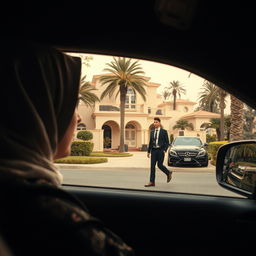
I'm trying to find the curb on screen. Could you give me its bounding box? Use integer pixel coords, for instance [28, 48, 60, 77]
[56, 164, 215, 173]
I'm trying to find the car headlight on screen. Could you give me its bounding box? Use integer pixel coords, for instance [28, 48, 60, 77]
[170, 150, 178, 156]
[197, 150, 206, 156]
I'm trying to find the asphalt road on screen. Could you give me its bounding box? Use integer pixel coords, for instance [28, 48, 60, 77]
[59, 166, 242, 198]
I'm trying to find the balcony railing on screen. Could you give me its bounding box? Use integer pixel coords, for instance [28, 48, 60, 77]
[97, 104, 145, 113]
[95, 104, 166, 115]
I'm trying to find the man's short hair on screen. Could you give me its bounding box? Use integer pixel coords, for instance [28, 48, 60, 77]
[154, 117, 161, 122]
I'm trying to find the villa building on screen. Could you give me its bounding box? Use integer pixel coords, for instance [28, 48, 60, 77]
[77, 74, 220, 151]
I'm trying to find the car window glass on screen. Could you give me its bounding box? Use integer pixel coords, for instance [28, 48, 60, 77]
[55, 52, 251, 198]
[173, 137, 203, 146]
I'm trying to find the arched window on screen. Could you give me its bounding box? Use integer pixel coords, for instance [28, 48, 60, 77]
[77, 123, 86, 130]
[156, 109, 162, 115]
[125, 123, 135, 129]
[125, 123, 136, 147]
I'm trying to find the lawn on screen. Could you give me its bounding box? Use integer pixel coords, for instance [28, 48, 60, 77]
[54, 156, 108, 164]
[90, 152, 133, 157]
[54, 152, 133, 164]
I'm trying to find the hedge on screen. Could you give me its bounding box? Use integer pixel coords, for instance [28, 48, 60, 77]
[77, 130, 93, 140]
[208, 141, 229, 165]
[54, 156, 108, 164]
[71, 140, 94, 156]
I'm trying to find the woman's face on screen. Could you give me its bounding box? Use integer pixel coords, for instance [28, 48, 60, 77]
[54, 110, 81, 160]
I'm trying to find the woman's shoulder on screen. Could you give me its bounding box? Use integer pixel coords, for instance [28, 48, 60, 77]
[35, 184, 135, 255]
[0, 180, 135, 255]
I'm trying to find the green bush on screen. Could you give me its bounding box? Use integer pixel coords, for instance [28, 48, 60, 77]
[77, 130, 93, 140]
[54, 156, 108, 164]
[206, 134, 217, 143]
[208, 141, 229, 165]
[71, 140, 94, 156]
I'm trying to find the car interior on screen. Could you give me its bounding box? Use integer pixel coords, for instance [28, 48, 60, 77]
[2, 1, 256, 255]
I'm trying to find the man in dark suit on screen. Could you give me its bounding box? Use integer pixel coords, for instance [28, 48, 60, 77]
[145, 117, 172, 187]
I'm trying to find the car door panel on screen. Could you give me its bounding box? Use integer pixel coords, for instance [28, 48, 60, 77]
[63, 185, 256, 255]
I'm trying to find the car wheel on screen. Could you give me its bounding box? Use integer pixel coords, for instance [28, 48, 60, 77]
[201, 161, 208, 167]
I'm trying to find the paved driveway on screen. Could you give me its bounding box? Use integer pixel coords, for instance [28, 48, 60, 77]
[57, 151, 215, 171]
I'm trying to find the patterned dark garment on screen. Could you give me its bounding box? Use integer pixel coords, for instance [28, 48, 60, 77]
[0, 178, 134, 256]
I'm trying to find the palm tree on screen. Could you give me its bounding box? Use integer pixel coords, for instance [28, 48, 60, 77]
[79, 76, 100, 107]
[243, 105, 256, 138]
[230, 94, 244, 141]
[207, 118, 221, 141]
[99, 57, 147, 152]
[197, 81, 220, 113]
[198, 80, 228, 140]
[203, 117, 231, 141]
[173, 120, 194, 130]
[165, 80, 186, 110]
[162, 89, 170, 101]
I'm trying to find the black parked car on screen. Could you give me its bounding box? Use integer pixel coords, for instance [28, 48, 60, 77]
[168, 136, 208, 167]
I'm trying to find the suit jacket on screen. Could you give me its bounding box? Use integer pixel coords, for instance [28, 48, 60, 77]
[148, 128, 170, 153]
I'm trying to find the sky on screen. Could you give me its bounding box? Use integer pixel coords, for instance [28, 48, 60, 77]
[69, 52, 231, 113]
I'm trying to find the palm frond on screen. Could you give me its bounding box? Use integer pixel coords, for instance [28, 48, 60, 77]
[79, 81, 100, 107]
[129, 82, 147, 101]
[99, 57, 147, 102]
[166, 80, 186, 100]
[99, 75, 119, 85]
[100, 81, 118, 100]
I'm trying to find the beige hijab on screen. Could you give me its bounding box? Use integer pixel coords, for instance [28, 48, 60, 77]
[0, 41, 81, 186]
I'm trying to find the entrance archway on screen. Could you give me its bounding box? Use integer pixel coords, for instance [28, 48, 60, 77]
[102, 124, 111, 148]
[101, 121, 119, 149]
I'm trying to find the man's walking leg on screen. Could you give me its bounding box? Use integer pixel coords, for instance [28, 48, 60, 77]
[150, 150, 157, 182]
[157, 150, 172, 182]
[145, 150, 157, 187]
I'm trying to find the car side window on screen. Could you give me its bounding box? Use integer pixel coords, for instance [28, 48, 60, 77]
[55, 52, 251, 198]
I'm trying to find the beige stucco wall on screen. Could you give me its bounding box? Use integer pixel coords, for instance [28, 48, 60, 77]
[89, 129, 104, 151]
[77, 103, 95, 129]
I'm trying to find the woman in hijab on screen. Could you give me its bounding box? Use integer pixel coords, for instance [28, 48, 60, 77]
[0, 41, 134, 256]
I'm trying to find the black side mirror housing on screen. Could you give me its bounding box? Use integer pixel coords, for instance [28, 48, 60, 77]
[216, 140, 256, 199]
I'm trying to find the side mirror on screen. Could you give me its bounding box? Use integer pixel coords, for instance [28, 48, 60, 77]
[216, 140, 256, 198]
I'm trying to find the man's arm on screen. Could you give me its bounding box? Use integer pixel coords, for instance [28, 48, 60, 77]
[147, 131, 153, 156]
[164, 130, 170, 152]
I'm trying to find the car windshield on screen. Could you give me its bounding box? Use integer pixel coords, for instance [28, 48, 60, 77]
[173, 137, 203, 146]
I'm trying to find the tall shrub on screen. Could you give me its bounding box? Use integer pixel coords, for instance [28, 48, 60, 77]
[77, 130, 93, 140]
[70, 130, 94, 156]
[71, 141, 94, 156]
[208, 141, 228, 165]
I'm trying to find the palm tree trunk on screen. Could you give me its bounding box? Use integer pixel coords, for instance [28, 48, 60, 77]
[230, 95, 244, 141]
[216, 128, 221, 141]
[173, 91, 177, 110]
[119, 88, 126, 152]
[219, 91, 226, 140]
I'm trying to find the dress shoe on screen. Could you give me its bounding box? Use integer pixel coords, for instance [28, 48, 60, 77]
[167, 171, 172, 183]
[144, 182, 155, 187]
